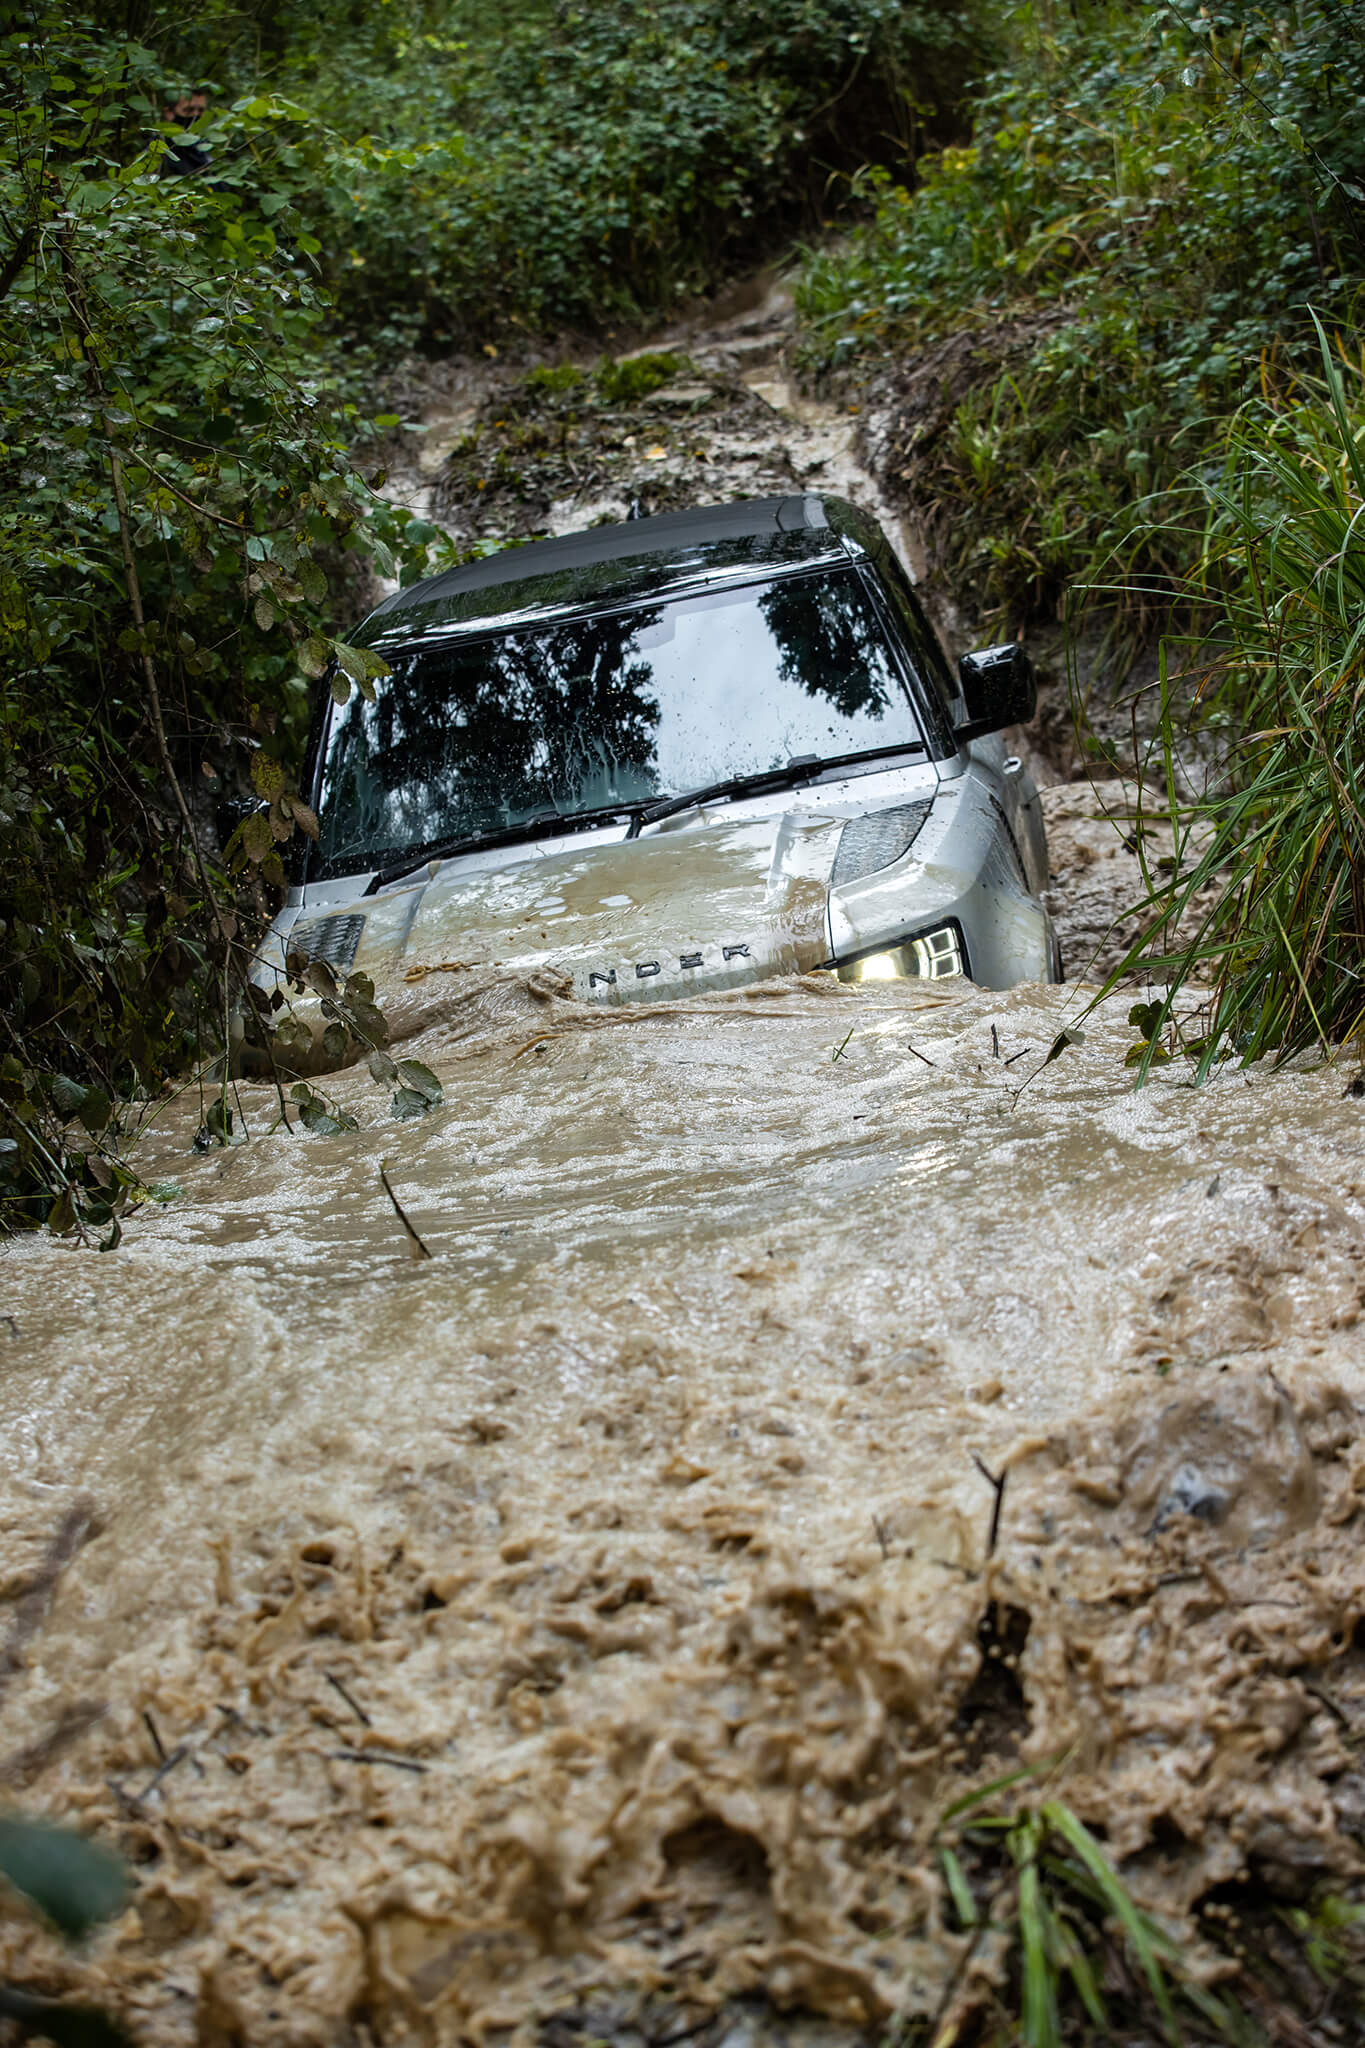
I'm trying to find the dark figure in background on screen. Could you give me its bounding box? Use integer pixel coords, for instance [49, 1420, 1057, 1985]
[158, 87, 212, 179]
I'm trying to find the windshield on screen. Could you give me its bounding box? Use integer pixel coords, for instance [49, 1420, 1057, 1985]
[313, 565, 926, 877]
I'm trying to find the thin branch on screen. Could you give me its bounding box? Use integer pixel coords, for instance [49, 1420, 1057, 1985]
[379, 1158, 433, 1260]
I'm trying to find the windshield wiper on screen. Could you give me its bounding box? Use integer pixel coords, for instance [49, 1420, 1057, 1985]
[623, 744, 928, 839]
[362, 742, 928, 890]
[363, 803, 639, 894]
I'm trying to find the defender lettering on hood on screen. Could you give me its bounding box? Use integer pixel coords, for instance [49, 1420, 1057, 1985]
[578, 940, 764, 1003]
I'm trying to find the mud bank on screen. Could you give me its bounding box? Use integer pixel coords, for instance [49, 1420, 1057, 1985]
[4, 973, 1365, 2041]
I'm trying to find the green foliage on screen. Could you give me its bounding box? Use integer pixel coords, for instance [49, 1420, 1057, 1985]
[936, 1790, 1250, 2045]
[244, 0, 984, 344]
[1112, 323, 1365, 1072]
[0, 5, 454, 1223]
[594, 352, 690, 404]
[0, 1814, 128, 1939]
[0, 1812, 133, 2044]
[797, 0, 1365, 626]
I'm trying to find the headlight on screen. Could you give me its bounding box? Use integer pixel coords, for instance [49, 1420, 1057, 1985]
[837, 924, 965, 983]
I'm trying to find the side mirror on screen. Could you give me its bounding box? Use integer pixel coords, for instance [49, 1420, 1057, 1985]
[956, 642, 1036, 739]
[216, 791, 264, 848]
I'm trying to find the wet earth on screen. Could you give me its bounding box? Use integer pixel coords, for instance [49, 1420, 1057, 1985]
[3, 284, 1365, 2045]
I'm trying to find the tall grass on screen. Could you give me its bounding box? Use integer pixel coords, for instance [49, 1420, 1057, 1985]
[931, 1789, 1250, 2045]
[1112, 318, 1365, 1074]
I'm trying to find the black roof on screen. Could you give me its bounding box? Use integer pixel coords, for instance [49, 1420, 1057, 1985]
[360, 493, 872, 648]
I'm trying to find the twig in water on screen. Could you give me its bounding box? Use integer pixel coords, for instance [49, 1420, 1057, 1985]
[1003, 1045, 1033, 1067]
[971, 1453, 1009, 1558]
[907, 1041, 935, 1068]
[654, 2015, 718, 2048]
[136, 1743, 190, 1802]
[831, 1026, 854, 1063]
[990, 1025, 999, 1059]
[1301, 1678, 1352, 1729]
[872, 1514, 892, 1559]
[0, 1700, 105, 1787]
[142, 1710, 166, 1762]
[330, 1747, 427, 1774]
[0, 1499, 98, 1706]
[379, 1158, 433, 1261]
[325, 1671, 372, 1727]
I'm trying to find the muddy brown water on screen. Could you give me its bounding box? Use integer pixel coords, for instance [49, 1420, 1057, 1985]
[5, 971, 1365, 2042]
[5, 289, 1365, 2043]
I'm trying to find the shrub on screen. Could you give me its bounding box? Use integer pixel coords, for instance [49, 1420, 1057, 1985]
[246, 0, 987, 344]
[797, 0, 1365, 628]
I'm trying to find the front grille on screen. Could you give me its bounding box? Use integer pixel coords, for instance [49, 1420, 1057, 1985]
[288, 912, 366, 975]
[830, 800, 933, 888]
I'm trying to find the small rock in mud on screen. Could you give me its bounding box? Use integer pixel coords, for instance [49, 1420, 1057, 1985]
[1118, 1370, 1320, 1549]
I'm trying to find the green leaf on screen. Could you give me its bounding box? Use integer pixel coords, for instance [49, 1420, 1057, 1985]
[250, 752, 286, 803]
[285, 797, 320, 839]
[1017, 1848, 1061, 2048]
[0, 1815, 129, 1937]
[332, 640, 366, 683]
[1042, 1027, 1085, 1068]
[78, 1088, 112, 1136]
[239, 810, 273, 864]
[390, 1086, 430, 1120]
[298, 1095, 343, 1135]
[50, 1074, 88, 1121]
[939, 1845, 977, 1928]
[1042, 1804, 1181, 2041]
[298, 634, 331, 680]
[394, 1058, 442, 1105]
[367, 1048, 398, 1084]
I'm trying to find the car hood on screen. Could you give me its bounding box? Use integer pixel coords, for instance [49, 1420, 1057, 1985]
[294, 805, 851, 1005]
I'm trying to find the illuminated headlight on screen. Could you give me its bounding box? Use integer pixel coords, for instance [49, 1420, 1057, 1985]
[837, 925, 965, 983]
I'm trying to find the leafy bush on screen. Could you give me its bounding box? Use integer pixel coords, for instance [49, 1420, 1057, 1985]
[232, 0, 987, 344]
[0, 8, 450, 1228]
[797, 0, 1365, 626]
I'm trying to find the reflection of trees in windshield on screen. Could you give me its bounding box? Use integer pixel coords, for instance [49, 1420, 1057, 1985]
[317, 568, 924, 877]
[319, 610, 663, 866]
[758, 573, 894, 720]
